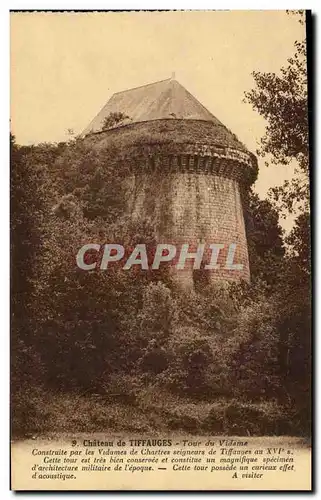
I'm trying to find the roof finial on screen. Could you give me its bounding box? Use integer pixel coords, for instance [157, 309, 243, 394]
[171, 72, 176, 80]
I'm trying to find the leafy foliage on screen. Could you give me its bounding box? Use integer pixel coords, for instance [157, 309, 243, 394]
[244, 36, 308, 173]
[244, 11, 309, 218]
[244, 190, 285, 286]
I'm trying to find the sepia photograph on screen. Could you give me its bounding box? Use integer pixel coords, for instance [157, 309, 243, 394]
[10, 9, 312, 490]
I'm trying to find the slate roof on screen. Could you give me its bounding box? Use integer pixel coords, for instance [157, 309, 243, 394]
[82, 78, 227, 136]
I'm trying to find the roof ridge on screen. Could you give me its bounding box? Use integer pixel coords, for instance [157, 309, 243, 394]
[112, 78, 172, 97]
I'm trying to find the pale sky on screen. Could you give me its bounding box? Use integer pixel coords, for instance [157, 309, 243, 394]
[10, 11, 306, 225]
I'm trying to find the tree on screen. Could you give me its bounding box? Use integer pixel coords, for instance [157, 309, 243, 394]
[244, 12, 311, 432]
[11, 135, 56, 431]
[244, 190, 285, 286]
[244, 10, 310, 269]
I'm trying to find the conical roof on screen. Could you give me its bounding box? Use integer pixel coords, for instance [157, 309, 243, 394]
[82, 78, 226, 136]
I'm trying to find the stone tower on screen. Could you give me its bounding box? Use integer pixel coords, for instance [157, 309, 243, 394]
[82, 78, 258, 288]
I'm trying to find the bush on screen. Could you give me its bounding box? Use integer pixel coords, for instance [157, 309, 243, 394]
[228, 299, 282, 400]
[157, 326, 214, 397]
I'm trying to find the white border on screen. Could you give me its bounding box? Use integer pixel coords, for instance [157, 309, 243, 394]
[2, 2, 319, 499]
[5, 1, 318, 9]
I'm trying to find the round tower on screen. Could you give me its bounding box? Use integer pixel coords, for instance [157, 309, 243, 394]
[82, 78, 258, 288]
